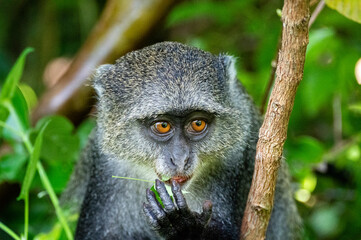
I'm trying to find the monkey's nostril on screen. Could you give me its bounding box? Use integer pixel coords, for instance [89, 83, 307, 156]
[170, 158, 176, 166]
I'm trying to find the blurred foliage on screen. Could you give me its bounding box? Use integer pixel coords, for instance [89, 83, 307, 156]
[326, 0, 361, 24]
[0, 0, 361, 239]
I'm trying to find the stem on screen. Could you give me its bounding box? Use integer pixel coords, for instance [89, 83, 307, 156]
[1, 103, 30, 240]
[112, 176, 154, 183]
[37, 162, 73, 240]
[3, 103, 73, 239]
[0, 222, 21, 240]
[0, 121, 25, 139]
[3, 101, 25, 133]
[309, 0, 325, 28]
[260, 36, 281, 114]
[24, 194, 29, 240]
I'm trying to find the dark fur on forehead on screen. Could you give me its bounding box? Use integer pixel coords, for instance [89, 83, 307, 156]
[96, 42, 236, 118]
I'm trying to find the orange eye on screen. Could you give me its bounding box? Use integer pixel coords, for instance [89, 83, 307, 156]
[191, 120, 206, 132]
[154, 121, 171, 134]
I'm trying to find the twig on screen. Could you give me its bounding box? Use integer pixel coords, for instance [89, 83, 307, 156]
[309, 0, 325, 28]
[260, 37, 281, 114]
[260, 0, 325, 114]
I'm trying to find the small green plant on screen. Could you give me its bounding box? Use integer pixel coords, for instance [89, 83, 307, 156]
[0, 49, 94, 240]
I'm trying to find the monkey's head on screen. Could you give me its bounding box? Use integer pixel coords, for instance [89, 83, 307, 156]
[93, 42, 257, 187]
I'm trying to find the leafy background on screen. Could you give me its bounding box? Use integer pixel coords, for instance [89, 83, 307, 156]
[0, 0, 361, 239]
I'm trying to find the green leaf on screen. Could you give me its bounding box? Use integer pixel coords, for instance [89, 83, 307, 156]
[0, 105, 9, 136]
[150, 182, 174, 208]
[11, 87, 30, 131]
[299, 28, 340, 117]
[150, 185, 165, 208]
[18, 83, 38, 112]
[349, 103, 361, 114]
[18, 120, 49, 200]
[35, 116, 80, 163]
[326, 0, 361, 24]
[0, 48, 33, 101]
[30, 116, 80, 192]
[34, 222, 62, 240]
[76, 118, 96, 149]
[0, 154, 27, 182]
[166, 1, 245, 27]
[285, 136, 325, 179]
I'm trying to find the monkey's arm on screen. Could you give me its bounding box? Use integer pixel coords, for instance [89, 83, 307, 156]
[143, 179, 214, 240]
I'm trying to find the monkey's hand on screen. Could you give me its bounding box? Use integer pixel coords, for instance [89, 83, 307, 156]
[143, 179, 212, 240]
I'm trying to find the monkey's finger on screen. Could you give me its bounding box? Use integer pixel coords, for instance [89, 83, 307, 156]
[155, 179, 176, 213]
[143, 203, 162, 230]
[146, 188, 166, 220]
[143, 203, 178, 237]
[200, 200, 213, 224]
[171, 179, 188, 211]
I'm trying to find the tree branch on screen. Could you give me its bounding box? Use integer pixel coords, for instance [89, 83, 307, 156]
[31, 0, 175, 124]
[240, 0, 310, 239]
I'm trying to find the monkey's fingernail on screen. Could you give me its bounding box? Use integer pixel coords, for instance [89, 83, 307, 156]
[171, 179, 180, 189]
[155, 179, 163, 188]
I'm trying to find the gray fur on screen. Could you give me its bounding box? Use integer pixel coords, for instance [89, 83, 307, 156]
[63, 42, 301, 239]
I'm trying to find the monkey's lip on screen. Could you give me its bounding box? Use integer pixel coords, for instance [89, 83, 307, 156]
[165, 175, 192, 186]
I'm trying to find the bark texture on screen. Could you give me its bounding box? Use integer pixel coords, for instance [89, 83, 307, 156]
[240, 0, 310, 239]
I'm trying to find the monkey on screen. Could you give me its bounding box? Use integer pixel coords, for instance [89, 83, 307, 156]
[62, 42, 301, 239]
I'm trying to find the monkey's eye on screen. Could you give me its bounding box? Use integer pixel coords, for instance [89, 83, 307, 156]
[189, 120, 207, 133]
[153, 121, 171, 134]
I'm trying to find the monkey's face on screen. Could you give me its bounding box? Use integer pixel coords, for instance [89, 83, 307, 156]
[94, 42, 254, 187]
[142, 111, 213, 186]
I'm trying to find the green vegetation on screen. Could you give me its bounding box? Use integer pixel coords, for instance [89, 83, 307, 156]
[0, 0, 360, 239]
[0, 50, 94, 239]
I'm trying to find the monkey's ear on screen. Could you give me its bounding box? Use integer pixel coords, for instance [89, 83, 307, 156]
[220, 55, 238, 83]
[91, 64, 113, 97]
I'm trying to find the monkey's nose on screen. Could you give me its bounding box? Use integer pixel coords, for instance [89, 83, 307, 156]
[170, 157, 190, 170]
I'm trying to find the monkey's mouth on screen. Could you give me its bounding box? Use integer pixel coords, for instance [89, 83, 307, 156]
[156, 173, 193, 186]
[166, 175, 192, 186]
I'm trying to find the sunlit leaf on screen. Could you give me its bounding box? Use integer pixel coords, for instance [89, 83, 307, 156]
[349, 103, 361, 114]
[19, 83, 38, 112]
[301, 174, 317, 192]
[34, 222, 62, 240]
[326, 0, 361, 24]
[18, 120, 49, 200]
[0, 48, 33, 101]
